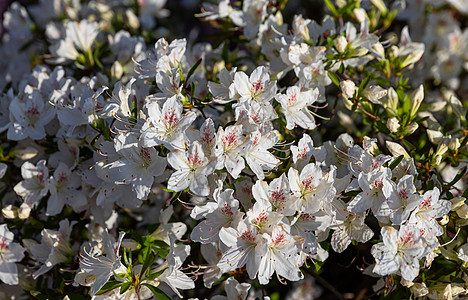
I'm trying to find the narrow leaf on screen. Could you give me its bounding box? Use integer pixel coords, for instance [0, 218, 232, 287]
[142, 283, 170, 300]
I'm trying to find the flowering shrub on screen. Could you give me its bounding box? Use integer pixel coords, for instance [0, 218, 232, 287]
[0, 0, 467, 299]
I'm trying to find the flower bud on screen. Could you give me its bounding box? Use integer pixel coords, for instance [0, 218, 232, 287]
[410, 283, 429, 297]
[387, 117, 400, 133]
[448, 137, 460, 151]
[126, 9, 140, 30]
[386, 141, 410, 158]
[456, 205, 468, 219]
[439, 214, 449, 225]
[121, 238, 141, 251]
[335, 36, 348, 53]
[401, 49, 424, 69]
[427, 129, 443, 144]
[363, 85, 387, 104]
[340, 80, 356, 100]
[388, 45, 400, 58]
[435, 142, 449, 157]
[18, 203, 31, 219]
[111, 61, 123, 80]
[353, 8, 368, 24]
[348, 47, 369, 57]
[450, 197, 467, 211]
[405, 122, 418, 135]
[372, 42, 385, 60]
[434, 154, 443, 165]
[340, 80, 356, 110]
[371, 0, 388, 13]
[427, 100, 446, 112]
[2, 205, 17, 219]
[450, 96, 465, 120]
[385, 87, 398, 112]
[409, 85, 424, 118]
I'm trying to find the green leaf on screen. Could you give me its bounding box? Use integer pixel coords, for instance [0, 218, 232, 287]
[138, 246, 151, 264]
[358, 76, 371, 93]
[328, 72, 341, 87]
[140, 246, 156, 278]
[96, 281, 123, 295]
[120, 282, 132, 294]
[446, 166, 467, 190]
[338, 62, 345, 74]
[30, 291, 51, 300]
[146, 267, 168, 280]
[324, 0, 338, 15]
[185, 58, 202, 84]
[177, 61, 184, 83]
[152, 240, 170, 250]
[142, 283, 170, 300]
[401, 139, 416, 151]
[389, 155, 404, 170]
[131, 96, 138, 119]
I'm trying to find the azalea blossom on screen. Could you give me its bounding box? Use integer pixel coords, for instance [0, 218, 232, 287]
[167, 141, 215, 196]
[0, 224, 26, 285]
[257, 224, 304, 285]
[372, 225, 426, 281]
[79, 230, 125, 296]
[141, 94, 197, 151]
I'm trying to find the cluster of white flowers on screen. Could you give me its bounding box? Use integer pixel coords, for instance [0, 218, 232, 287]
[0, 0, 466, 299]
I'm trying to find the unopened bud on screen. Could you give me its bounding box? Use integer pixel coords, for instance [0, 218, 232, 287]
[435, 142, 449, 157]
[410, 85, 424, 118]
[410, 283, 429, 297]
[427, 129, 443, 144]
[353, 8, 368, 24]
[18, 203, 31, 219]
[405, 122, 418, 135]
[111, 61, 123, 80]
[340, 80, 356, 100]
[401, 49, 424, 69]
[340, 80, 356, 110]
[388, 45, 400, 58]
[448, 138, 460, 151]
[450, 197, 467, 211]
[439, 214, 450, 225]
[335, 36, 348, 53]
[386, 141, 410, 158]
[387, 117, 400, 133]
[371, 0, 388, 13]
[121, 238, 141, 251]
[2, 205, 18, 219]
[363, 85, 387, 104]
[372, 42, 385, 60]
[450, 96, 465, 120]
[348, 47, 369, 57]
[385, 87, 398, 112]
[125, 9, 140, 30]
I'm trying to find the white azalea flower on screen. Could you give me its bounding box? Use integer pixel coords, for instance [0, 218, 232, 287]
[167, 141, 216, 196]
[0, 224, 25, 285]
[23, 220, 76, 279]
[79, 230, 125, 296]
[275, 86, 319, 130]
[257, 224, 303, 285]
[14, 160, 49, 207]
[106, 132, 167, 200]
[213, 125, 248, 179]
[8, 87, 55, 141]
[372, 225, 426, 281]
[245, 130, 280, 180]
[190, 189, 243, 244]
[141, 95, 197, 151]
[47, 162, 87, 216]
[217, 218, 267, 279]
